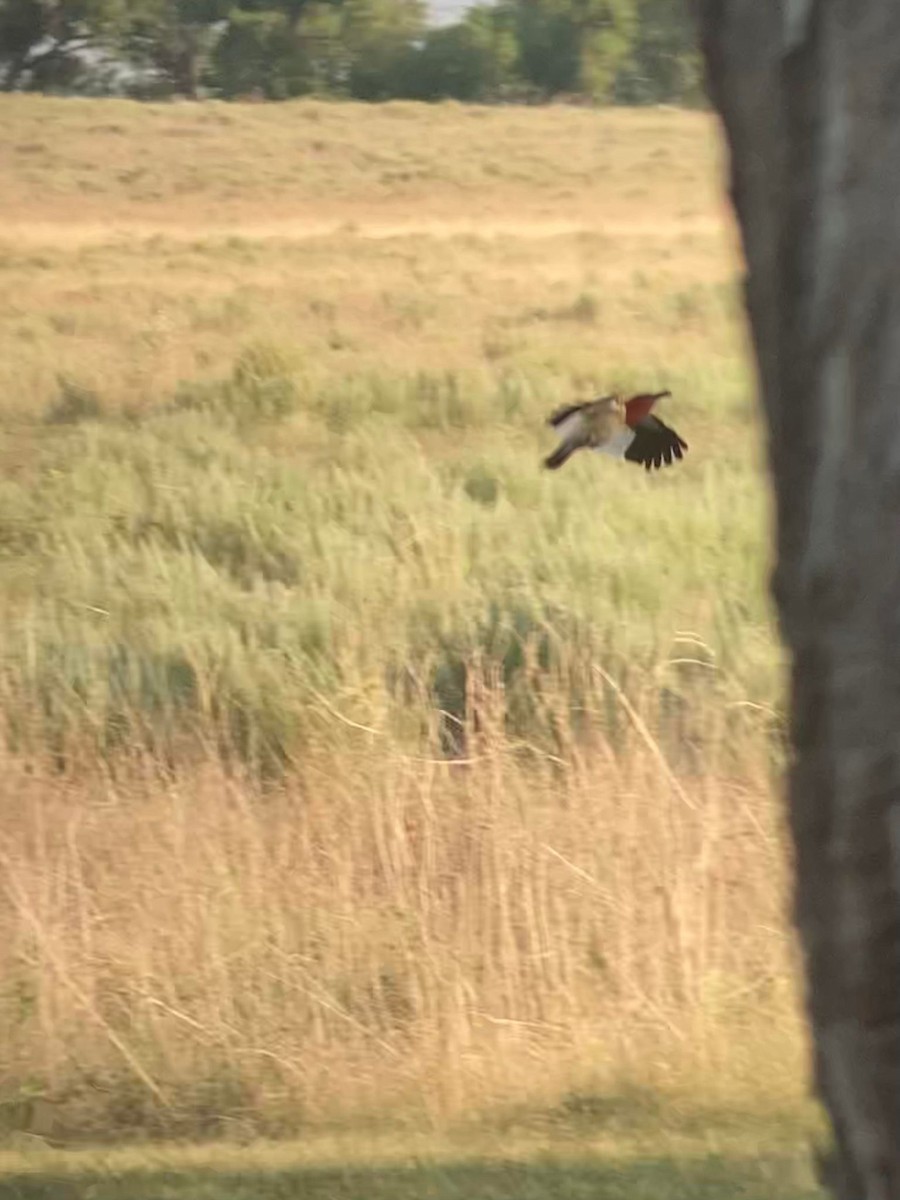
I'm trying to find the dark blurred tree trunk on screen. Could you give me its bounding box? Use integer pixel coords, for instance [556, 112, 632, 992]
[695, 3, 900, 1197]
[172, 42, 201, 97]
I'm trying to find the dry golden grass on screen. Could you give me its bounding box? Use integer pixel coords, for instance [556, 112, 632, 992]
[0, 96, 806, 1151]
[0, 720, 803, 1141]
[0, 97, 727, 232]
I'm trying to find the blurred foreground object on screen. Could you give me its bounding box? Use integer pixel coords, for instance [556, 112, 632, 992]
[697, 2, 900, 1196]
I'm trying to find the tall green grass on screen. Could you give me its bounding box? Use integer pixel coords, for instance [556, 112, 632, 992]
[0, 336, 775, 773]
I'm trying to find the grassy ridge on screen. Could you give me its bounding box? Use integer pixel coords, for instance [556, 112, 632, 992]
[0, 1117, 823, 1200]
[0, 98, 802, 1152]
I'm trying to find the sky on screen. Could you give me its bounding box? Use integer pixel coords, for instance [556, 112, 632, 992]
[428, 0, 473, 26]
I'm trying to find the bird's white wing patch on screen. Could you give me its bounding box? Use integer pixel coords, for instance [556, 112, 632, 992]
[553, 411, 586, 442]
[593, 427, 635, 459]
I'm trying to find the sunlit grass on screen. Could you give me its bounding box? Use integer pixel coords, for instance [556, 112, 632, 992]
[0, 1111, 825, 1199]
[0, 97, 726, 230]
[0, 97, 804, 1160]
[0, 220, 766, 766]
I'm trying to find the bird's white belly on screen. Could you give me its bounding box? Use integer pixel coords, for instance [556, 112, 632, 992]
[593, 427, 635, 459]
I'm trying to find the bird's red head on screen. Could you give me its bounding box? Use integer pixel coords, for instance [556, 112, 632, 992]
[624, 390, 671, 428]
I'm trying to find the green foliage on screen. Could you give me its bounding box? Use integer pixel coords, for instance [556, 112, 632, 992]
[615, 0, 703, 103]
[212, 9, 309, 98]
[2, 0, 701, 105]
[212, 0, 350, 97]
[236, 0, 314, 26]
[514, 0, 580, 96]
[577, 0, 637, 100]
[0, 0, 128, 90]
[393, 12, 517, 102]
[124, 0, 232, 97]
[342, 0, 427, 100]
[463, 3, 519, 93]
[512, 0, 638, 101]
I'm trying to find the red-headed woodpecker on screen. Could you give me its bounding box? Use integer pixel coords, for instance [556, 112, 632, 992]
[543, 390, 688, 472]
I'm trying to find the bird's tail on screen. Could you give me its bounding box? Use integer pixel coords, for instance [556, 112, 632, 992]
[543, 441, 577, 470]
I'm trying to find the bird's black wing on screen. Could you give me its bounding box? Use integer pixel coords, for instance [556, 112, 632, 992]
[623, 416, 688, 471]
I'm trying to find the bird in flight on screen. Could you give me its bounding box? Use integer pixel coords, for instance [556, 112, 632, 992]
[543, 390, 688, 472]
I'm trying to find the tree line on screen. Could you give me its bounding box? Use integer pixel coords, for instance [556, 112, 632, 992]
[0, 0, 701, 104]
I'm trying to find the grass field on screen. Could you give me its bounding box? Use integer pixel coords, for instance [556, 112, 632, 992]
[0, 1111, 825, 1200]
[0, 96, 819, 1196]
